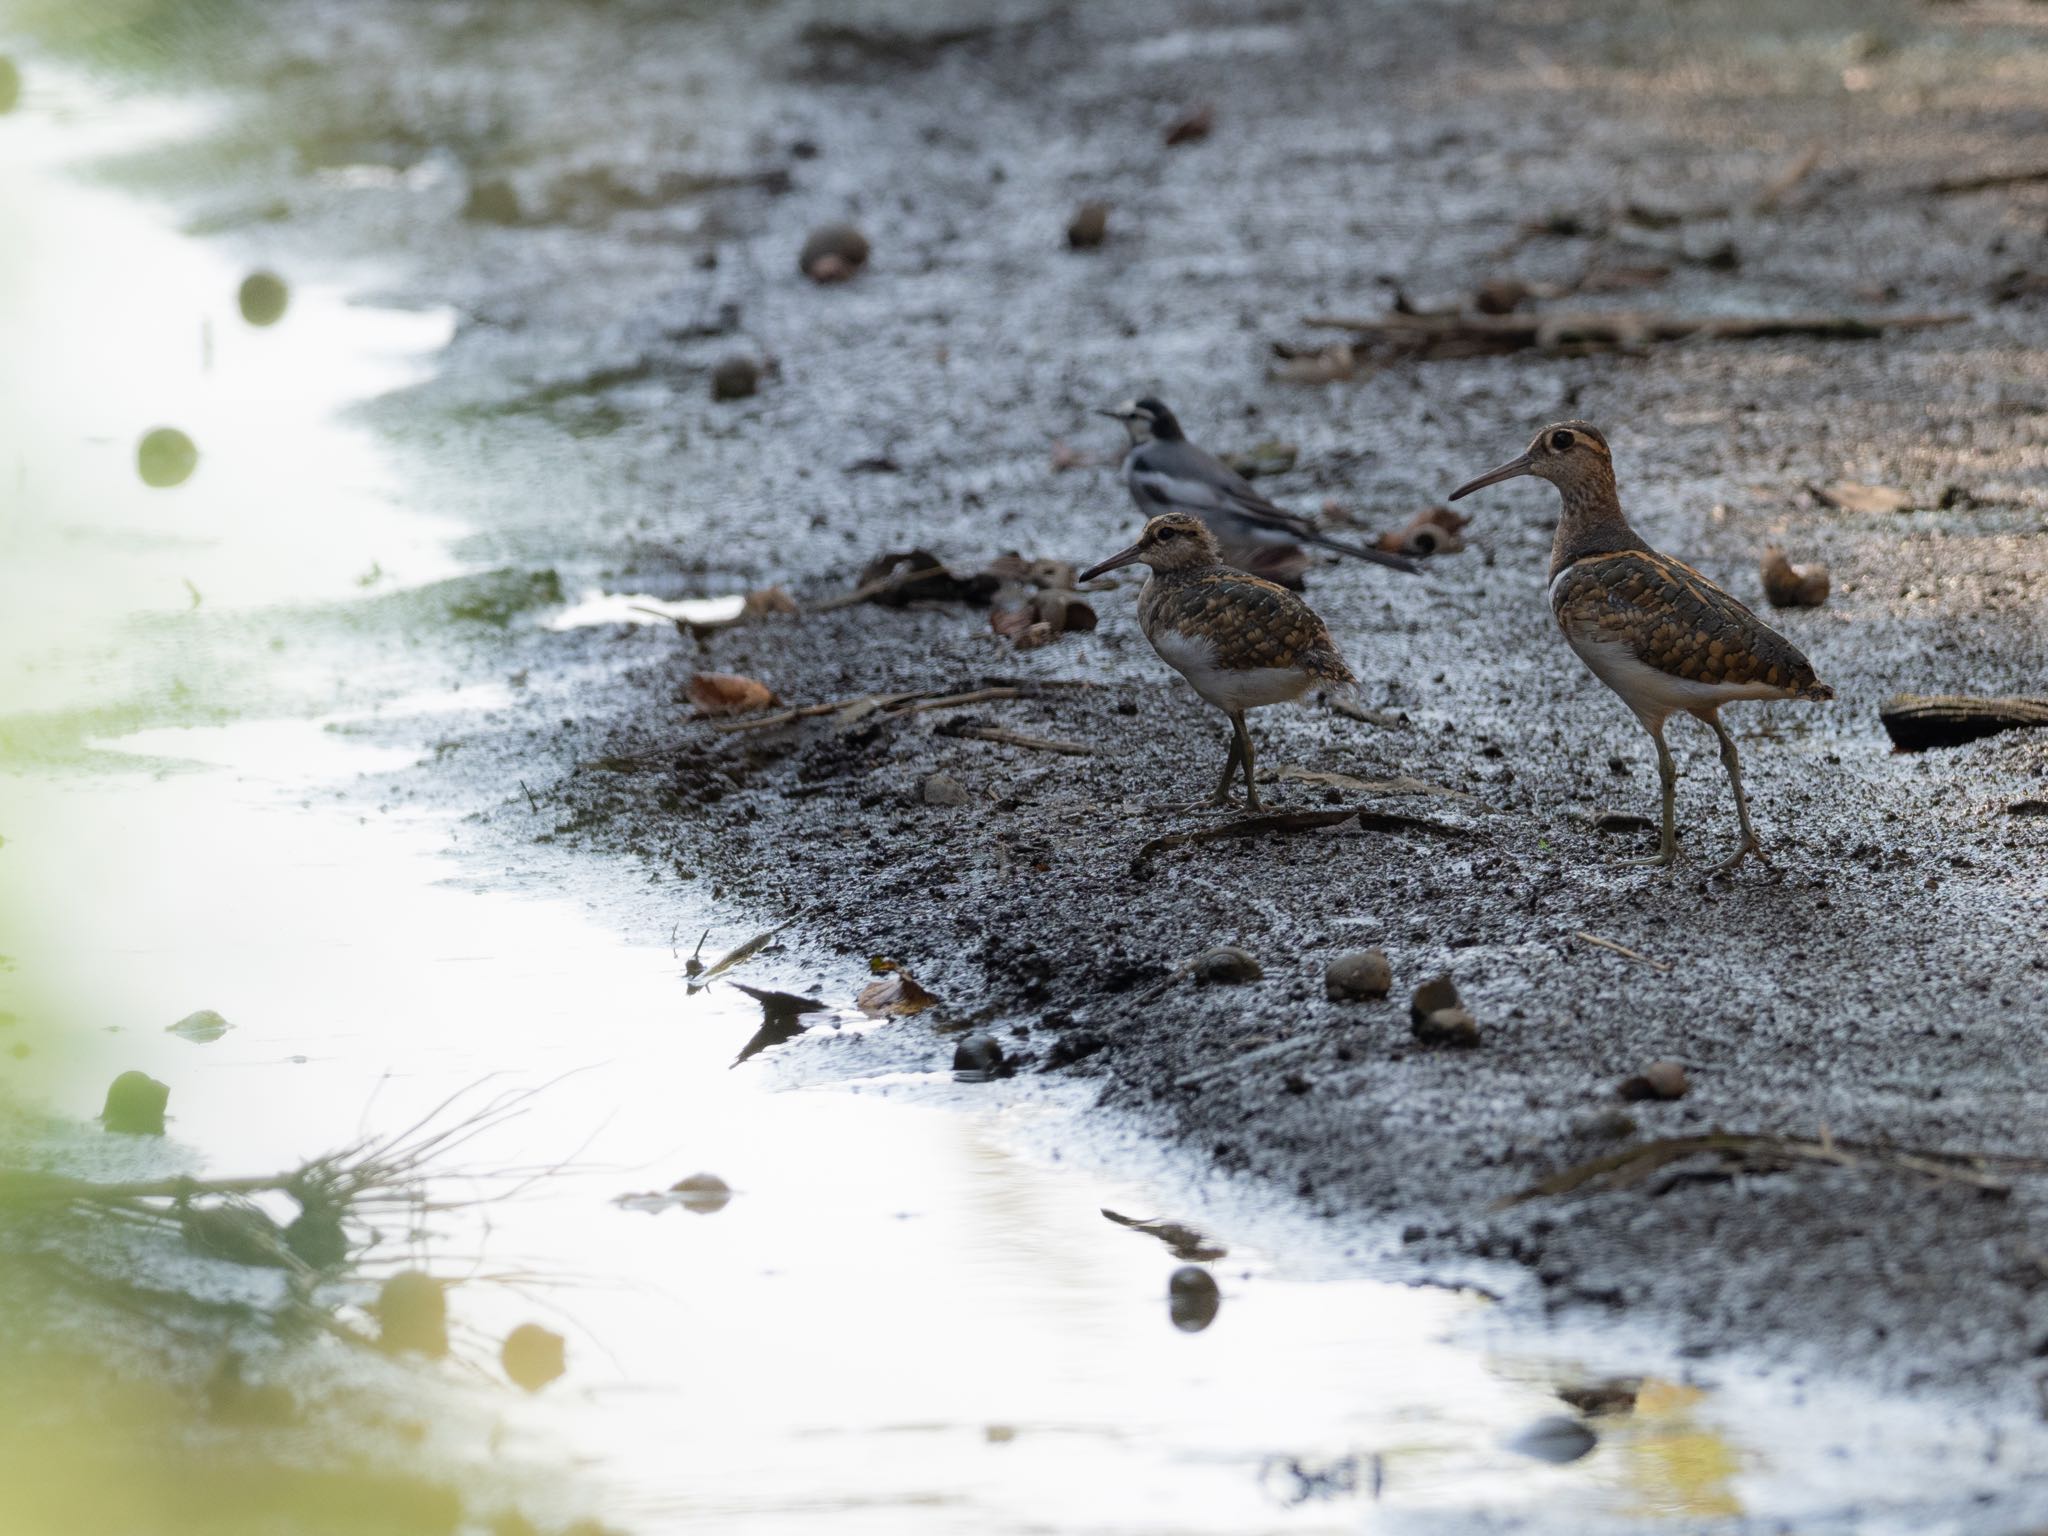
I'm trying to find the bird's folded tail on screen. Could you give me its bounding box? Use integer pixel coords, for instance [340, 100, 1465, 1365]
[1300, 527, 1424, 576]
[1799, 681, 1836, 703]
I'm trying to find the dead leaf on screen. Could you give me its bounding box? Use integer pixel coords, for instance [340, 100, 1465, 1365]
[1380, 505, 1468, 557]
[689, 672, 776, 716]
[1163, 102, 1213, 146]
[1102, 1208, 1228, 1262]
[990, 606, 1036, 641]
[1815, 481, 1915, 514]
[856, 972, 938, 1016]
[1759, 547, 1830, 608]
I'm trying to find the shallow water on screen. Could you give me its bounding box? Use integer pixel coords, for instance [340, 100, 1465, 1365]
[0, 56, 2029, 1536]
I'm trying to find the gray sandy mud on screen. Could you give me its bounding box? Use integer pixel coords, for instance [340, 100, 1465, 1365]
[29, 0, 2048, 1499]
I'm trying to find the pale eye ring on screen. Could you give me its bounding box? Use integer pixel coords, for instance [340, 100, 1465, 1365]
[1549, 429, 1575, 451]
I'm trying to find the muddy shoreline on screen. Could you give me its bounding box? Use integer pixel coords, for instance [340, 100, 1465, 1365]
[27, 0, 2048, 1513]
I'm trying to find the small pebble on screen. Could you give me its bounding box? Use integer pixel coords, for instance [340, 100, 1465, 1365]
[284, 1203, 349, 1268]
[1618, 1060, 1689, 1101]
[1168, 1265, 1220, 1332]
[136, 427, 198, 489]
[1192, 946, 1262, 984]
[502, 1323, 568, 1392]
[237, 271, 289, 326]
[167, 1009, 232, 1043]
[710, 355, 760, 401]
[800, 223, 869, 281]
[1408, 975, 1460, 1025]
[1325, 949, 1392, 1001]
[1506, 1414, 1598, 1464]
[1066, 200, 1109, 249]
[1412, 1007, 1480, 1048]
[922, 772, 970, 807]
[671, 1172, 732, 1214]
[953, 1032, 1006, 1081]
[101, 1070, 169, 1134]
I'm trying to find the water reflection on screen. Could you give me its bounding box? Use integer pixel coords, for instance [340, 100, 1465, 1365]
[237, 269, 289, 326]
[1167, 1264, 1220, 1333]
[135, 424, 198, 487]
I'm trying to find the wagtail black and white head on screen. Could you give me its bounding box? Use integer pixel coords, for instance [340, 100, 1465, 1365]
[1098, 396, 1419, 586]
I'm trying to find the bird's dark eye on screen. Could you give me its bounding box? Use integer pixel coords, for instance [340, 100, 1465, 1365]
[1156, 527, 1180, 541]
[1549, 429, 1575, 451]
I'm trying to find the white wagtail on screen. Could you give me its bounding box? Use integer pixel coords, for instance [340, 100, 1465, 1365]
[1100, 397, 1420, 586]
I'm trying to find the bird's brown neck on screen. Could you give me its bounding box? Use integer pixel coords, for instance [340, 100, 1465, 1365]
[1547, 465, 1649, 580]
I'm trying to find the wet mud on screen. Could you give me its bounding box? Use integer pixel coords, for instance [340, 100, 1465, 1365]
[25, 0, 2048, 1506]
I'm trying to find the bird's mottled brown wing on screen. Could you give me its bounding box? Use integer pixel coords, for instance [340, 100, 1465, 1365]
[1552, 550, 1823, 693]
[1142, 569, 1355, 683]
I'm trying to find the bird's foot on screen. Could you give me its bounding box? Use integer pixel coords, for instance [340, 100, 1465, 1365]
[1607, 838, 1679, 870]
[1709, 833, 1767, 877]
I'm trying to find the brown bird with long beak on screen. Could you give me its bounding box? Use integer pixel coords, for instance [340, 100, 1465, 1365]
[1450, 422, 1832, 873]
[1081, 512, 1355, 811]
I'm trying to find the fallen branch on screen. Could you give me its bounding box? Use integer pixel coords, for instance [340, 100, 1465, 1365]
[712, 681, 1090, 734]
[1922, 165, 2048, 198]
[1569, 931, 1672, 973]
[709, 689, 926, 734]
[1880, 694, 2048, 753]
[942, 724, 1097, 756]
[1499, 1131, 2037, 1208]
[1301, 308, 1966, 359]
[809, 562, 963, 613]
[1262, 765, 1479, 803]
[1174, 1037, 1315, 1088]
[893, 687, 1024, 715]
[1132, 805, 1473, 874]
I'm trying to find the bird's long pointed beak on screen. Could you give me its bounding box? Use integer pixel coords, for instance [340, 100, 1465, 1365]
[1095, 407, 1127, 420]
[1449, 452, 1535, 502]
[1079, 542, 1145, 582]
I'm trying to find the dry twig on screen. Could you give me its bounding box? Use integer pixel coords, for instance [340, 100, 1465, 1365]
[1569, 931, 1672, 973]
[1499, 1131, 2039, 1208]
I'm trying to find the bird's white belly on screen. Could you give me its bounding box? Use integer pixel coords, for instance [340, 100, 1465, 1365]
[1152, 628, 1308, 712]
[1563, 622, 1788, 723]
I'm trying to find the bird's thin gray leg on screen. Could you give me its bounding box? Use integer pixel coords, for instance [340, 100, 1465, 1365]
[1610, 718, 1678, 869]
[1209, 723, 1243, 808]
[1703, 711, 1767, 874]
[1233, 711, 1263, 814]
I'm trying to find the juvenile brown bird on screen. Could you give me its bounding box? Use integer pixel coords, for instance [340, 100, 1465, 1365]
[1080, 512, 1355, 811]
[1451, 422, 1832, 872]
